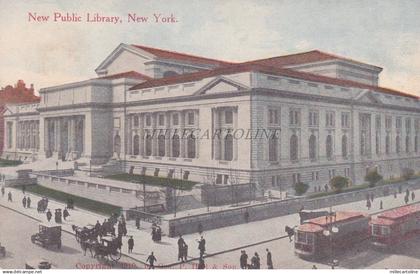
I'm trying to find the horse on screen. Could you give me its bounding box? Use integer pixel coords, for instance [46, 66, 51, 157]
[285, 225, 296, 242]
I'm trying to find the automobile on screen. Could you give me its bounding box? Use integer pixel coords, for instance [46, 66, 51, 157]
[25, 259, 52, 269]
[31, 223, 62, 249]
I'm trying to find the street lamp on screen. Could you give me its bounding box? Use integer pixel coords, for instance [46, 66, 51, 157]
[323, 211, 339, 269]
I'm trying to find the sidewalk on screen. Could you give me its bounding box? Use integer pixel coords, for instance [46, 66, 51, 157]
[0, 183, 418, 268]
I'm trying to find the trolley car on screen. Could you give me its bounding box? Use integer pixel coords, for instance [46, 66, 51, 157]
[370, 203, 420, 248]
[294, 211, 370, 259]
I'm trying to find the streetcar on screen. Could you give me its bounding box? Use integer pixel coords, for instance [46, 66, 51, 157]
[370, 203, 420, 248]
[294, 211, 370, 259]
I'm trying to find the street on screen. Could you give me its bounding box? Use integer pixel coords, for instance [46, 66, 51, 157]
[0, 206, 140, 269]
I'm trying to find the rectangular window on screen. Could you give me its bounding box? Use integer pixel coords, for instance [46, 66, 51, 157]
[268, 109, 279, 125]
[326, 112, 335, 127]
[187, 112, 195, 125]
[216, 174, 222, 184]
[396, 117, 402, 129]
[223, 175, 229, 185]
[405, 118, 411, 133]
[225, 110, 233, 124]
[133, 116, 139, 127]
[172, 114, 179, 126]
[341, 112, 350, 128]
[375, 115, 381, 129]
[311, 171, 319, 181]
[309, 111, 319, 127]
[113, 118, 120, 128]
[292, 173, 300, 184]
[289, 109, 300, 126]
[158, 114, 165, 126]
[145, 115, 151, 127]
[385, 116, 392, 129]
[7, 122, 13, 149]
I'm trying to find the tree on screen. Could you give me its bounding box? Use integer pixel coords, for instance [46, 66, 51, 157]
[329, 176, 349, 193]
[402, 168, 414, 181]
[365, 170, 383, 187]
[294, 181, 309, 196]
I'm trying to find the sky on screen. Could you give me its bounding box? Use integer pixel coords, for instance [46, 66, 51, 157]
[0, 0, 419, 96]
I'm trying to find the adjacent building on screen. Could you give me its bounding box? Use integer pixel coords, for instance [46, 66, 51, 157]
[2, 44, 419, 193]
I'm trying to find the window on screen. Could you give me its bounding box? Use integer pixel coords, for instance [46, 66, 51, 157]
[396, 135, 401, 153]
[396, 117, 402, 129]
[7, 122, 12, 148]
[292, 173, 300, 184]
[223, 175, 229, 185]
[385, 135, 390, 154]
[172, 114, 179, 126]
[113, 134, 121, 155]
[268, 109, 279, 125]
[158, 134, 166, 156]
[309, 111, 319, 127]
[405, 118, 411, 133]
[375, 115, 381, 130]
[289, 109, 300, 126]
[172, 134, 180, 157]
[133, 135, 140, 155]
[309, 135, 317, 161]
[342, 135, 348, 158]
[344, 167, 350, 177]
[406, 136, 410, 153]
[290, 134, 298, 161]
[224, 134, 234, 161]
[311, 171, 319, 181]
[158, 114, 165, 126]
[216, 174, 222, 184]
[341, 112, 350, 128]
[225, 110, 233, 124]
[376, 133, 380, 155]
[145, 115, 151, 127]
[113, 118, 121, 128]
[187, 134, 196, 158]
[385, 116, 392, 129]
[269, 135, 278, 162]
[145, 134, 152, 156]
[133, 116, 139, 127]
[329, 169, 336, 179]
[415, 136, 418, 153]
[326, 135, 333, 159]
[326, 112, 335, 127]
[187, 112, 195, 125]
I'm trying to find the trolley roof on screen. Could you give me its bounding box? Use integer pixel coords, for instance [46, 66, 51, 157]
[297, 211, 367, 233]
[375, 203, 420, 221]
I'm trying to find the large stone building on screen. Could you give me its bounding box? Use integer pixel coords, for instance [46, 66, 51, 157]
[0, 80, 40, 156]
[2, 44, 420, 192]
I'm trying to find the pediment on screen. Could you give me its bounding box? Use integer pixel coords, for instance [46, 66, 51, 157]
[354, 90, 382, 105]
[2, 107, 13, 116]
[194, 77, 248, 95]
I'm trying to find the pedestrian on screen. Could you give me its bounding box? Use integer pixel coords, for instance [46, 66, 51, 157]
[312, 265, 318, 269]
[156, 226, 162, 242]
[128, 236, 134, 254]
[244, 211, 250, 223]
[251, 252, 260, 269]
[7, 191, 12, 202]
[370, 193, 374, 202]
[151, 227, 157, 242]
[366, 199, 371, 210]
[406, 189, 410, 198]
[146, 252, 157, 269]
[178, 235, 186, 262]
[198, 256, 205, 269]
[135, 216, 140, 230]
[240, 250, 248, 269]
[411, 192, 415, 201]
[122, 221, 127, 236]
[1, 185, 4, 197]
[197, 236, 206, 257]
[95, 220, 101, 232]
[63, 208, 70, 221]
[324, 184, 328, 192]
[118, 221, 123, 237]
[399, 185, 402, 194]
[46, 209, 52, 222]
[394, 191, 397, 199]
[266, 248, 273, 269]
[405, 195, 409, 205]
[22, 196, 27, 208]
[380, 200, 383, 210]
[183, 243, 188, 262]
[27, 196, 31, 208]
[22, 185, 26, 194]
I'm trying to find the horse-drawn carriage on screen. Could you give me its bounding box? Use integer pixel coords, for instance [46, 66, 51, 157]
[37, 197, 49, 213]
[31, 223, 61, 249]
[82, 236, 122, 262]
[72, 224, 97, 243]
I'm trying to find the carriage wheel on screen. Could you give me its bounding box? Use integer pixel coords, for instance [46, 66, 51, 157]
[109, 249, 122, 262]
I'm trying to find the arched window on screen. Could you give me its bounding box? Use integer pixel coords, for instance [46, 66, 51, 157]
[268, 135, 278, 162]
[406, 136, 410, 153]
[113, 134, 121, 155]
[187, 134, 196, 159]
[326, 135, 333, 159]
[145, 134, 152, 156]
[342, 135, 348, 158]
[163, 71, 179, 78]
[396, 135, 401, 153]
[290, 134, 298, 161]
[158, 134, 166, 156]
[415, 136, 418, 153]
[386, 135, 390, 154]
[224, 134, 233, 161]
[133, 135, 140, 155]
[172, 134, 180, 157]
[309, 135, 316, 161]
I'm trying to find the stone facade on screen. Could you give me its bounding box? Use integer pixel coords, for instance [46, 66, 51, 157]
[2, 44, 419, 193]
